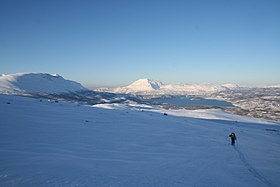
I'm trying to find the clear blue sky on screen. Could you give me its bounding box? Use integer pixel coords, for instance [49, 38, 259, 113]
[1, 0, 280, 87]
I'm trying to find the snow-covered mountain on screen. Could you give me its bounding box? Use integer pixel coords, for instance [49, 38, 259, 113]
[221, 83, 240, 89]
[127, 78, 163, 91]
[101, 78, 164, 94]
[0, 73, 88, 94]
[160, 83, 232, 95]
[96, 78, 240, 95]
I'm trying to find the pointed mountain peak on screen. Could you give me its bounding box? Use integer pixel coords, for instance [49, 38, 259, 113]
[126, 78, 164, 92]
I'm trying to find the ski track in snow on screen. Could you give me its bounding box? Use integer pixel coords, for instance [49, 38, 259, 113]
[233, 146, 275, 187]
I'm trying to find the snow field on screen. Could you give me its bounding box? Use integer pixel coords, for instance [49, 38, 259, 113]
[0, 94, 280, 187]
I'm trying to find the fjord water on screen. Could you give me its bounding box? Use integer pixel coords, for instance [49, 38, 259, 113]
[148, 96, 234, 107]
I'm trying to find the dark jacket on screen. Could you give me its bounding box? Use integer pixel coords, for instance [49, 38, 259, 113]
[229, 132, 237, 145]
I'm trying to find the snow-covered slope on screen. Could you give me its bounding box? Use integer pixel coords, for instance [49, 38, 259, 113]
[96, 78, 239, 95]
[0, 73, 88, 94]
[1, 94, 279, 187]
[94, 102, 276, 124]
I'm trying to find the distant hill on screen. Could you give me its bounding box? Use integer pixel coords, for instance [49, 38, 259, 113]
[0, 73, 88, 94]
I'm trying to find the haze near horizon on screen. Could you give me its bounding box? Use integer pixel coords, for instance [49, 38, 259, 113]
[0, 0, 279, 87]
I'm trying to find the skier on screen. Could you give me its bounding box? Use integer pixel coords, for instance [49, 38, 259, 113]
[229, 132, 237, 145]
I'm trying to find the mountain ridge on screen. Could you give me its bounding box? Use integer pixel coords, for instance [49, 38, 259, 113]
[0, 72, 88, 94]
[96, 78, 241, 95]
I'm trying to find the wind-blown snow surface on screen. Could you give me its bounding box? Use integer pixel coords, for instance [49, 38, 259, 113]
[0, 73, 87, 94]
[1, 94, 280, 187]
